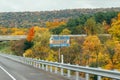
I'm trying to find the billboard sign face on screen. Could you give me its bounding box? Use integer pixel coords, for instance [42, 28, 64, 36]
[50, 35, 70, 47]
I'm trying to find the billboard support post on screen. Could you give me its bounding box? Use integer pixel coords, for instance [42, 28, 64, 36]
[59, 47, 61, 62]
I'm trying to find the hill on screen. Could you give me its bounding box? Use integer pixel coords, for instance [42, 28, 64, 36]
[0, 7, 120, 27]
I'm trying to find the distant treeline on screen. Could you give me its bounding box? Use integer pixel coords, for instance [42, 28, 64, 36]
[0, 7, 120, 28]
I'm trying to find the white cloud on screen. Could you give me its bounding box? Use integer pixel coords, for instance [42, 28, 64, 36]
[0, 0, 120, 12]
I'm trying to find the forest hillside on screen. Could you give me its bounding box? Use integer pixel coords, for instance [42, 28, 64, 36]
[0, 7, 120, 27]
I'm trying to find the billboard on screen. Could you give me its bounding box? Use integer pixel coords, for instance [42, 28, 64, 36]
[50, 35, 70, 47]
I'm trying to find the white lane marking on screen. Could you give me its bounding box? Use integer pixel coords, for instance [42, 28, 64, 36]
[0, 66, 16, 80]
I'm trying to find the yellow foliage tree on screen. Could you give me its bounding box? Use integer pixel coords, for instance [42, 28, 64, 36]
[12, 30, 25, 35]
[34, 26, 48, 32]
[23, 49, 34, 57]
[46, 21, 65, 29]
[109, 13, 120, 41]
[105, 39, 119, 70]
[114, 43, 120, 62]
[82, 35, 102, 67]
[46, 50, 57, 62]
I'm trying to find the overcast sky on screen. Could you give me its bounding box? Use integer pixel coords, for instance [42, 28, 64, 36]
[0, 0, 120, 12]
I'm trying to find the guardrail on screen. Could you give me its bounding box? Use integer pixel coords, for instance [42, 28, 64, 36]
[0, 35, 26, 41]
[0, 54, 120, 80]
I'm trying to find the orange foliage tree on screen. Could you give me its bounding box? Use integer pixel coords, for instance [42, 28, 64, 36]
[27, 27, 35, 42]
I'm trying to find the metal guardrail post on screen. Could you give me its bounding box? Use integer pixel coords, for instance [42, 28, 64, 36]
[31, 59, 34, 66]
[76, 64, 79, 80]
[23, 58, 25, 63]
[42, 63, 44, 70]
[50, 65, 53, 72]
[67, 63, 71, 78]
[85, 66, 89, 80]
[61, 68, 64, 75]
[36, 62, 38, 68]
[30, 60, 32, 65]
[76, 71, 79, 80]
[33, 61, 36, 67]
[25, 59, 27, 64]
[34, 59, 38, 68]
[26, 59, 28, 64]
[24, 58, 26, 64]
[35, 62, 38, 68]
[112, 69, 118, 80]
[55, 67, 58, 73]
[54, 62, 58, 73]
[46, 65, 48, 71]
[98, 76, 101, 80]
[85, 73, 89, 80]
[38, 59, 41, 69]
[22, 58, 24, 63]
[27, 59, 29, 64]
[28, 60, 30, 64]
[97, 67, 102, 80]
[61, 55, 64, 75]
[38, 64, 41, 69]
[67, 69, 71, 77]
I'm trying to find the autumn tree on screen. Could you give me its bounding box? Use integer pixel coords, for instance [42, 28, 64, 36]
[105, 39, 119, 70]
[74, 25, 85, 34]
[0, 27, 7, 35]
[27, 27, 35, 42]
[23, 27, 35, 51]
[102, 21, 110, 33]
[31, 30, 51, 59]
[84, 17, 104, 35]
[11, 39, 26, 56]
[59, 38, 83, 64]
[114, 43, 120, 70]
[109, 13, 120, 41]
[60, 28, 71, 35]
[24, 28, 57, 61]
[84, 17, 96, 35]
[46, 21, 65, 30]
[82, 35, 102, 67]
[23, 49, 34, 57]
[34, 26, 48, 32]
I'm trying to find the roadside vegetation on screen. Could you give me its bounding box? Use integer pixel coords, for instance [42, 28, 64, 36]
[0, 10, 120, 76]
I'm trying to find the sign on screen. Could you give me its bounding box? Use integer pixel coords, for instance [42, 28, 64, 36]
[50, 35, 70, 47]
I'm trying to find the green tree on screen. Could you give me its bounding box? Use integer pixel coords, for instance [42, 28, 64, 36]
[74, 25, 85, 34]
[84, 17, 103, 35]
[84, 17, 97, 35]
[51, 25, 66, 34]
[24, 40, 34, 50]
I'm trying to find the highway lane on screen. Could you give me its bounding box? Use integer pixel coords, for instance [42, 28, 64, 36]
[0, 67, 13, 80]
[0, 55, 69, 80]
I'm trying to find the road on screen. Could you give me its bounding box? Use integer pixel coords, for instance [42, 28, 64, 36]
[0, 55, 69, 80]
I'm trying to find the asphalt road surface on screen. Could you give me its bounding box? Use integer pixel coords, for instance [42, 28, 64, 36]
[0, 55, 69, 80]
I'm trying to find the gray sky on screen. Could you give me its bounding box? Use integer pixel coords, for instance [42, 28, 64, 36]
[0, 0, 120, 12]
